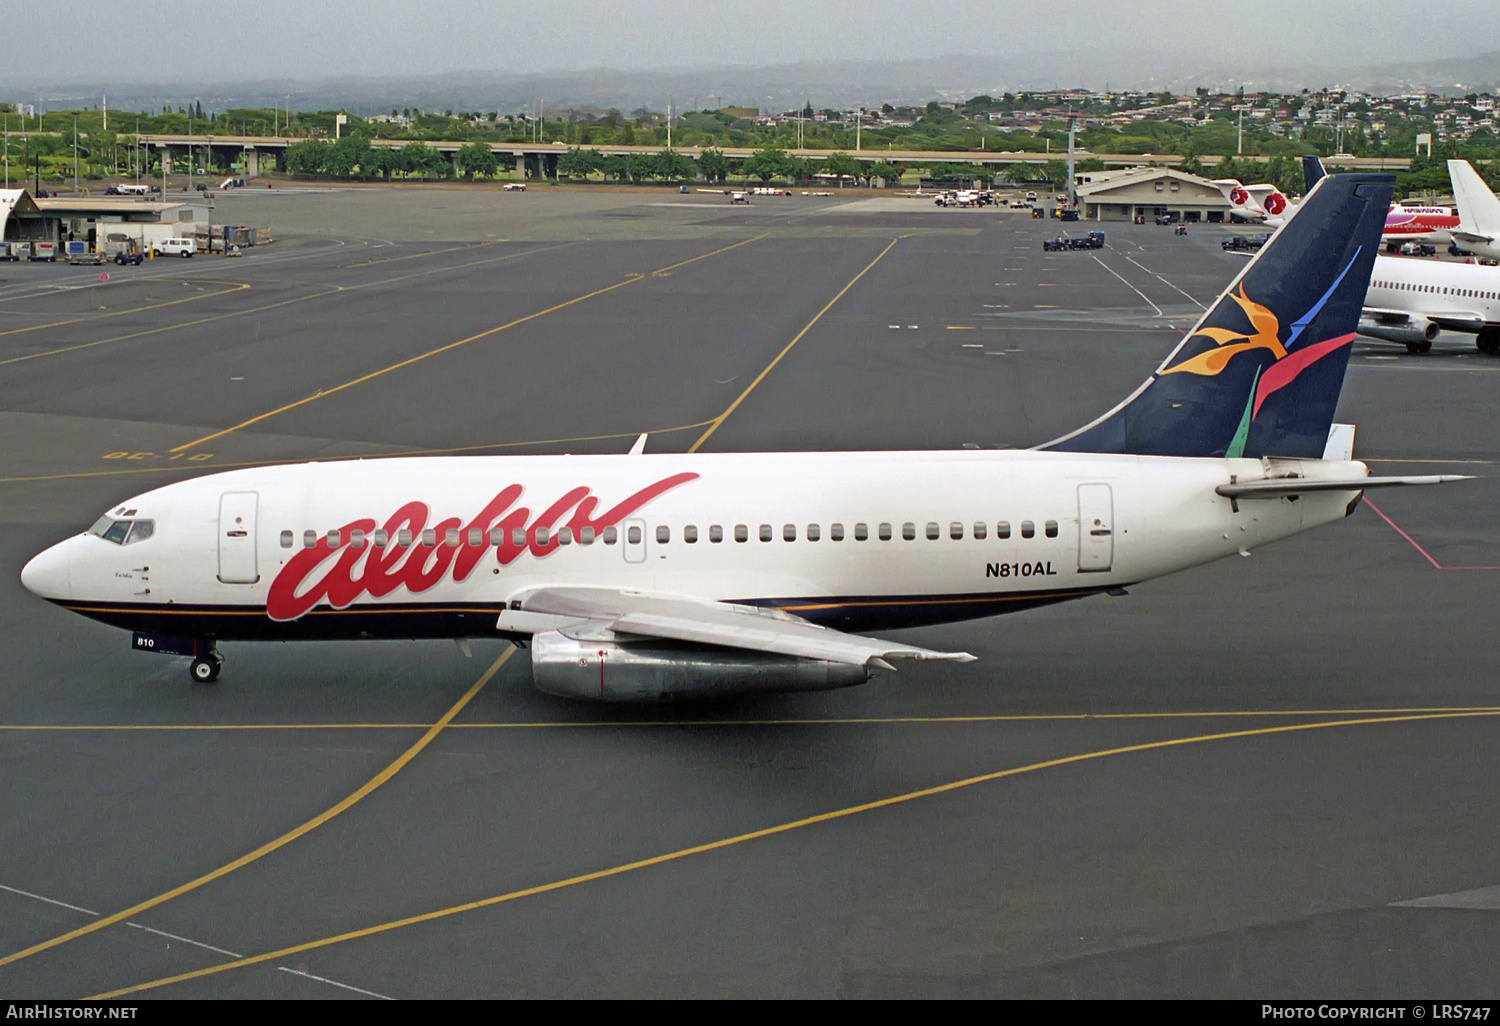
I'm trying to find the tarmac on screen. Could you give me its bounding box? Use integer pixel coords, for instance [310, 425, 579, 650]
[1, 182, 1497, 998]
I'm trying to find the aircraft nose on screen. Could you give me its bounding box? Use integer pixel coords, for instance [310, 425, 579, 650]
[21, 539, 72, 601]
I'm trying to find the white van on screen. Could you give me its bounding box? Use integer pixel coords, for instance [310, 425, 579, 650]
[159, 238, 196, 258]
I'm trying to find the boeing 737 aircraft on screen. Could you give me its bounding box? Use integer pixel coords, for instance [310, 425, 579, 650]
[1447, 159, 1500, 262]
[21, 174, 1464, 700]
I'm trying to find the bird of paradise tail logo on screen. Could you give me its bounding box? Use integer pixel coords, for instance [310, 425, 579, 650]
[1159, 254, 1359, 457]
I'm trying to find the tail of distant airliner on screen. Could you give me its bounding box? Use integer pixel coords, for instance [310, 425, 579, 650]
[1213, 178, 1266, 219]
[1303, 155, 1327, 193]
[1448, 159, 1500, 245]
[1043, 172, 1393, 459]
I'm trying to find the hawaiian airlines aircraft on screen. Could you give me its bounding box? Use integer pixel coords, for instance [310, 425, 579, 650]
[21, 174, 1464, 700]
[1213, 179, 1295, 226]
[1302, 156, 1458, 248]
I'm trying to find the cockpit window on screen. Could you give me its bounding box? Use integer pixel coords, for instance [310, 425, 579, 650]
[89, 515, 154, 545]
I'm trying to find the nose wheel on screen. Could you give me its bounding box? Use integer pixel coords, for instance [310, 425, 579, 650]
[189, 652, 222, 684]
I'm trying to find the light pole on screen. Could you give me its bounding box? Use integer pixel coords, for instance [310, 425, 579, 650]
[73, 114, 79, 192]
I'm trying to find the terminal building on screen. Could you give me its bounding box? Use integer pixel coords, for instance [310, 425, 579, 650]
[1073, 167, 1235, 222]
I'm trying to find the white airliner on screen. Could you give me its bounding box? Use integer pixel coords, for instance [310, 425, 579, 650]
[1447, 159, 1500, 263]
[21, 174, 1465, 700]
[1359, 255, 1500, 354]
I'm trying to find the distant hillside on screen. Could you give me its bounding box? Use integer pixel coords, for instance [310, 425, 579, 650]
[5, 51, 1499, 116]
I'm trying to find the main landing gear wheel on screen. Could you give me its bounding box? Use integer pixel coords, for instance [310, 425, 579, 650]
[1476, 329, 1500, 355]
[1407, 340, 1433, 354]
[190, 654, 222, 683]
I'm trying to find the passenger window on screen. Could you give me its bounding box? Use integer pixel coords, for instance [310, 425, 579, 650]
[656, 525, 670, 544]
[469, 528, 483, 547]
[807, 524, 820, 542]
[580, 526, 596, 544]
[709, 525, 723, 543]
[375, 529, 390, 547]
[280, 530, 293, 549]
[926, 522, 940, 540]
[1045, 520, 1058, 538]
[535, 526, 550, 546]
[445, 528, 460, 548]
[879, 523, 892, 541]
[421, 529, 435, 547]
[830, 523, 844, 541]
[997, 521, 1011, 539]
[603, 526, 618, 544]
[902, 523, 916, 541]
[126, 520, 154, 544]
[950, 522, 963, 540]
[627, 525, 641, 545]
[304, 529, 318, 548]
[684, 525, 699, 543]
[734, 524, 748, 543]
[327, 530, 341, 548]
[760, 524, 773, 542]
[512, 527, 526, 547]
[350, 530, 366, 548]
[398, 528, 413, 547]
[1021, 520, 1035, 539]
[558, 527, 573, 545]
[783, 524, 796, 542]
[855, 523, 868, 541]
[973, 522, 987, 540]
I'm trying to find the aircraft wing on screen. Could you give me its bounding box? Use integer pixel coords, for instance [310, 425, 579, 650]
[497, 585, 977, 668]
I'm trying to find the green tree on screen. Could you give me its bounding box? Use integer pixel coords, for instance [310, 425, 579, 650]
[455, 141, 498, 179]
[823, 151, 863, 182]
[285, 140, 328, 176]
[868, 160, 903, 185]
[742, 146, 791, 182]
[557, 147, 604, 178]
[698, 146, 730, 183]
[400, 141, 445, 179]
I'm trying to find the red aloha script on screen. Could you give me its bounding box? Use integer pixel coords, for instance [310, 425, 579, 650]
[266, 472, 698, 621]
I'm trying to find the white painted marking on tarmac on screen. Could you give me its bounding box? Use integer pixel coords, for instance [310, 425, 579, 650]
[127, 921, 244, 958]
[278, 966, 394, 1000]
[888, 324, 900, 329]
[1392, 884, 1500, 909]
[0, 882, 99, 916]
[962, 343, 984, 348]
[1365, 355, 1398, 361]
[908, 325, 918, 329]
[1091, 255, 1164, 317]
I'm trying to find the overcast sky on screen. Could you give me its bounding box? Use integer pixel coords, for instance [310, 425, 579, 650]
[5, 0, 1500, 81]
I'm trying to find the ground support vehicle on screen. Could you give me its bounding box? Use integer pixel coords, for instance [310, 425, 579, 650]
[1222, 236, 1268, 252]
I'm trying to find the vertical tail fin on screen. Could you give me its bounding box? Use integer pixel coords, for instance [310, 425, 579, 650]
[1042, 173, 1393, 459]
[1303, 155, 1327, 194]
[1448, 159, 1500, 240]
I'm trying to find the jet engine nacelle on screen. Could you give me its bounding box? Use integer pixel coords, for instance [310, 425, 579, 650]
[530, 629, 870, 702]
[1357, 316, 1440, 346]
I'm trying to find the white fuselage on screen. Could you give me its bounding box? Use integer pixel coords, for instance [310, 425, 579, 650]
[1365, 254, 1500, 333]
[24, 450, 1363, 641]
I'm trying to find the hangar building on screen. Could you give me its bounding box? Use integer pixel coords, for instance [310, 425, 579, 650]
[1073, 167, 1234, 223]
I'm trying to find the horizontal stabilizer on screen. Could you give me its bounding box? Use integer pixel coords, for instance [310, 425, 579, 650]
[1217, 474, 1472, 499]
